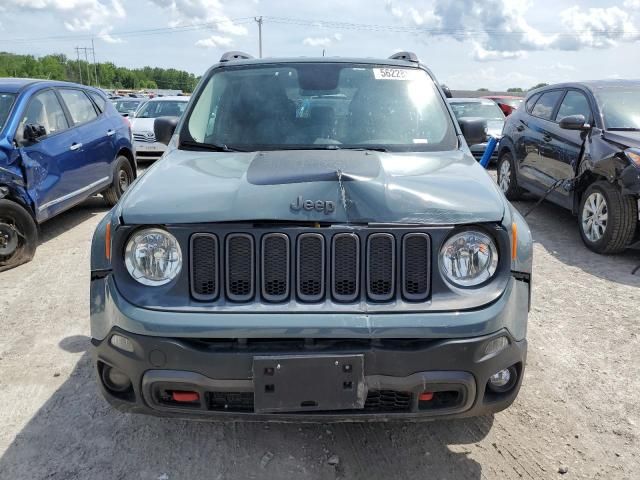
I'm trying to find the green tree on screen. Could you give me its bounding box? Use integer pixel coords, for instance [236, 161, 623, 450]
[507, 87, 523, 93]
[529, 82, 549, 90]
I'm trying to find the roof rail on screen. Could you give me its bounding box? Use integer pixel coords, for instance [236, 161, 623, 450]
[220, 51, 254, 62]
[388, 51, 419, 63]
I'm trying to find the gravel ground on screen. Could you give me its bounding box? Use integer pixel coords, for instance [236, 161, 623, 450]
[0, 172, 639, 479]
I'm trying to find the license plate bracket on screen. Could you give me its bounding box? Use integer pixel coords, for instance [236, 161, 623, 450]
[253, 354, 365, 413]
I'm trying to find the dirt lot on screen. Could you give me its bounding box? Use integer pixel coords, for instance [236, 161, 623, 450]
[0, 173, 639, 479]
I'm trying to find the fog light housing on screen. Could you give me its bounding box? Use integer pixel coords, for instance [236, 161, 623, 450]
[101, 365, 132, 393]
[110, 334, 134, 353]
[487, 366, 518, 393]
[484, 336, 509, 357]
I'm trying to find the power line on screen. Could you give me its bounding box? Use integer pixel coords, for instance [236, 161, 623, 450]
[0, 17, 255, 45]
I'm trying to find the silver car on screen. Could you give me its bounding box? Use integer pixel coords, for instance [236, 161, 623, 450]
[448, 98, 506, 161]
[130, 96, 189, 161]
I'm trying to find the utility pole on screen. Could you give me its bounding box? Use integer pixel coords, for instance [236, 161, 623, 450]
[75, 47, 83, 84]
[75, 45, 96, 85]
[92, 38, 99, 87]
[255, 16, 263, 58]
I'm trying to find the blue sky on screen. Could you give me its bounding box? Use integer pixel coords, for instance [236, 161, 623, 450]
[0, 0, 639, 90]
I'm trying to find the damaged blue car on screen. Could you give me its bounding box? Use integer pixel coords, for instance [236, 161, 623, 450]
[0, 79, 135, 271]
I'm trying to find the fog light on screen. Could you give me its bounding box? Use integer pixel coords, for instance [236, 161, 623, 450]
[101, 365, 132, 393]
[487, 366, 517, 393]
[110, 334, 134, 353]
[484, 336, 509, 356]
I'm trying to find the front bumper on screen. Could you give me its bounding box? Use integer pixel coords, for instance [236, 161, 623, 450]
[133, 140, 165, 160]
[93, 328, 527, 421]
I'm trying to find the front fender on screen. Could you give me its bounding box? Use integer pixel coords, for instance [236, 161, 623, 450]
[91, 210, 116, 272]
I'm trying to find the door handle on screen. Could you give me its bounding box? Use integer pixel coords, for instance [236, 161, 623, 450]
[107, 129, 115, 136]
[516, 125, 525, 132]
[543, 134, 552, 142]
[69, 143, 83, 151]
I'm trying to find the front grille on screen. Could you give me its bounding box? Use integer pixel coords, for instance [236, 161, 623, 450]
[261, 234, 290, 302]
[364, 390, 412, 412]
[367, 233, 395, 301]
[203, 390, 411, 413]
[402, 233, 431, 301]
[207, 392, 254, 412]
[332, 233, 359, 302]
[133, 132, 156, 143]
[190, 234, 218, 300]
[190, 229, 431, 304]
[225, 234, 255, 302]
[297, 233, 325, 302]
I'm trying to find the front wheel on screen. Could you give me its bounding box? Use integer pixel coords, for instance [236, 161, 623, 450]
[578, 181, 637, 254]
[103, 156, 134, 207]
[0, 199, 38, 272]
[496, 153, 523, 200]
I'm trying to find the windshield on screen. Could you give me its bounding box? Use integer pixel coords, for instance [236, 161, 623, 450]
[184, 63, 456, 152]
[596, 87, 640, 130]
[0, 93, 16, 131]
[449, 101, 505, 121]
[113, 99, 144, 114]
[136, 100, 187, 119]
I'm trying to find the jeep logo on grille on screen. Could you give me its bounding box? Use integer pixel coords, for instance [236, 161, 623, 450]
[290, 196, 335, 214]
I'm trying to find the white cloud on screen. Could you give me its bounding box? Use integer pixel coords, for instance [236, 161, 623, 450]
[1, 0, 125, 40]
[302, 32, 342, 48]
[195, 35, 233, 48]
[387, 0, 640, 61]
[147, 0, 248, 48]
[554, 6, 639, 50]
[624, 0, 640, 8]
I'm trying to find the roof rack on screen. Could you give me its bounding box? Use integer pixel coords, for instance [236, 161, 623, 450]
[220, 51, 254, 62]
[388, 51, 419, 63]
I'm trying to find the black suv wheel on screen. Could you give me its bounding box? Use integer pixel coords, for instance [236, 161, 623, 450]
[497, 152, 523, 200]
[578, 181, 637, 254]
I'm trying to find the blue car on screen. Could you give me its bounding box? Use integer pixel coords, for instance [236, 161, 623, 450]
[0, 78, 136, 271]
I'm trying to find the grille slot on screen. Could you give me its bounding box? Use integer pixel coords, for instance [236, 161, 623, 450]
[402, 233, 431, 301]
[190, 233, 219, 301]
[364, 390, 412, 412]
[261, 233, 290, 302]
[225, 234, 255, 302]
[296, 233, 325, 302]
[366, 233, 395, 301]
[332, 233, 360, 302]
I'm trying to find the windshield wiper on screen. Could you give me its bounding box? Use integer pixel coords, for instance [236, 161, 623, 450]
[607, 127, 640, 131]
[337, 146, 389, 152]
[180, 140, 248, 152]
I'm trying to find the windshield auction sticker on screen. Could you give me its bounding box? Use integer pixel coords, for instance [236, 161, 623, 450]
[373, 68, 421, 80]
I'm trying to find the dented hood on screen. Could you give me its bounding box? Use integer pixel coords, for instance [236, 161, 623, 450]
[120, 148, 506, 225]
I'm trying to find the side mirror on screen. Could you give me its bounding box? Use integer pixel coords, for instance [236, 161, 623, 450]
[23, 123, 46, 144]
[154, 116, 179, 146]
[457, 117, 487, 146]
[559, 114, 590, 131]
[441, 84, 453, 99]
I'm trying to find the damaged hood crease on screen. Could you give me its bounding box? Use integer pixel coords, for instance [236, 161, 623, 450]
[120, 149, 506, 225]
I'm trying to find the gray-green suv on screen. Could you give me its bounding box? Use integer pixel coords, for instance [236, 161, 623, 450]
[90, 52, 533, 421]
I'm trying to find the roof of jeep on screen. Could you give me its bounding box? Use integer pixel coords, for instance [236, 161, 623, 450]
[215, 57, 423, 68]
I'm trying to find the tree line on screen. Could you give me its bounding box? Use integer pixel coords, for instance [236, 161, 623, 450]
[0, 52, 199, 92]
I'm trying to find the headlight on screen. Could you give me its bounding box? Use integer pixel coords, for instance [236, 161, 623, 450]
[125, 228, 182, 286]
[625, 148, 640, 168]
[439, 230, 498, 287]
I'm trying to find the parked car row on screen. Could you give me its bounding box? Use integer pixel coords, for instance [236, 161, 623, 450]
[0, 79, 136, 271]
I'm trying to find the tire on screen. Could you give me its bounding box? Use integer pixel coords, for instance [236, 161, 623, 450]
[496, 152, 523, 200]
[0, 199, 38, 272]
[578, 180, 637, 254]
[103, 156, 134, 207]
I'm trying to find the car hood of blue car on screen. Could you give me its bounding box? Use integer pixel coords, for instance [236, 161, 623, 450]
[119, 147, 506, 225]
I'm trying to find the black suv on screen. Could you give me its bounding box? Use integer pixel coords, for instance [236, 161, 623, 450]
[497, 80, 640, 253]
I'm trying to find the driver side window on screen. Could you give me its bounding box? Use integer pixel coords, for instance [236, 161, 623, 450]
[19, 90, 69, 139]
[555, 91, 592, 123]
